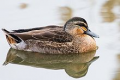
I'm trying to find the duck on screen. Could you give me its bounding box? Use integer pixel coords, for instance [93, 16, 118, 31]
[2, 17, 99, 54]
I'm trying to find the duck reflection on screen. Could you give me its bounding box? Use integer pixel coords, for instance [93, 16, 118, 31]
[100, 0, 119, 22]
[4, 48, 99, 78]
[113, 54, 120, 80]
[59, 6, 73, 25]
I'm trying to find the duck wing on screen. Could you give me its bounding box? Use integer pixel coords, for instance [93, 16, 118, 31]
[11, 26, 73, 43]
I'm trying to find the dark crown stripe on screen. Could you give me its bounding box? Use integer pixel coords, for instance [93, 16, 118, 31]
[64, 17, 88, 31]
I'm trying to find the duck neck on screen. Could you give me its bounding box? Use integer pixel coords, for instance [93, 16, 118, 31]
[73, 34, 97, 53]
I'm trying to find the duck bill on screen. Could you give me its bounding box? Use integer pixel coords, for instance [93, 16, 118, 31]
[85, 29, 99, 38]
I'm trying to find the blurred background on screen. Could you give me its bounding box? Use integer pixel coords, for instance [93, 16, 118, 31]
[0, 0, 120, 80]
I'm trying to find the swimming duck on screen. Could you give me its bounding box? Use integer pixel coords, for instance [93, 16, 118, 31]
[2, 17, 99, 54]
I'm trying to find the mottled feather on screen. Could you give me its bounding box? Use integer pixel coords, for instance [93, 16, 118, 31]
[2, 17, 98, 54]
[10, 26, 73, 43]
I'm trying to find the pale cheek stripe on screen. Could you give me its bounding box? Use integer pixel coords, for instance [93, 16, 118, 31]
[81, 27, 87, 31]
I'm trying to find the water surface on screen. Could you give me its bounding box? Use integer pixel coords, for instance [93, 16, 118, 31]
[0, 0, 120, 80]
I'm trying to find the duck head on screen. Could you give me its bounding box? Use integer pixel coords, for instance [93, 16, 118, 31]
[64, 17, 99, 38]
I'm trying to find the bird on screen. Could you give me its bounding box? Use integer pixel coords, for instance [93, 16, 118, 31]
[2, 17, 99, 54]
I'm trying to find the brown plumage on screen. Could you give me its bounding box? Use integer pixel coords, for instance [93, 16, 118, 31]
[2, 17, 99, 54]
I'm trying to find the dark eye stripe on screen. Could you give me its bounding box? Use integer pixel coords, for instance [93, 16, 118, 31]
[75, 23, 87, 28]
[64, 17, 88, 31]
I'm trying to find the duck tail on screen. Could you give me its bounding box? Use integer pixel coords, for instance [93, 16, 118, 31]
[2, 28, 22, 44]
[2, 28, 10, 34]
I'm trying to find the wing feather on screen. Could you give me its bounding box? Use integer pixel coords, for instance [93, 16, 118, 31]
[11, 26, 73, 43]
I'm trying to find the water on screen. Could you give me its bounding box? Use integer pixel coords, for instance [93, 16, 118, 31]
[0, 0, 120, 80]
